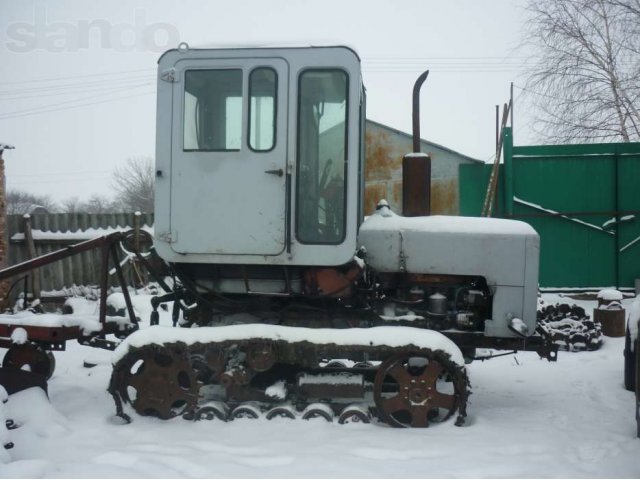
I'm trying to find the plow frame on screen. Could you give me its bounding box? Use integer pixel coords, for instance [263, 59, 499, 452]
[0, 232, 140, 352]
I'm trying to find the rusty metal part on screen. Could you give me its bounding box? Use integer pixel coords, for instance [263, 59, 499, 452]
[303, 262, 362, 298]
[245, 342, 277, 372]
[220, 367, 252, 387]
[0, 324, 78, 351]
[109, 345, 198, 420]
[190, 346, 227, 382]
[0, 231, 140, 354]
[402, 69, 432, 217]
[373, 351, 466, 428]
[402, 153, 431, 217]
[0, 233, 123, 282]
[2, 344, 55, 380]
[109, 336, 473, 425]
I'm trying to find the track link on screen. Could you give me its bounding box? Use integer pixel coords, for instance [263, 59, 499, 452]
[108, 326, 470, 428]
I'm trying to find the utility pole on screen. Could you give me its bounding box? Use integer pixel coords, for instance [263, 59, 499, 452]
[0, 143, 15, 309]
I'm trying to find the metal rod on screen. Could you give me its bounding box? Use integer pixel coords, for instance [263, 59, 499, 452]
[110, 243, 138, 327]
[0, 232, 123, 282]
[506, 209, 640, 218]
[98, 243, 109, 331]
[510, 81, 514, 137]
[495, 105, 499, 153]
[412, 70, 430, 153]
[614, 152, 620, 288]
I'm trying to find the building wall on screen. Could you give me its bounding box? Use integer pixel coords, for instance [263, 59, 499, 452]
[364, 120, 480, 216]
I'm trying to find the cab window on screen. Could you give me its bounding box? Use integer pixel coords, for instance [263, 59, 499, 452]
[296, 69, 348, 244]
[249, 67, 277, 151]
[183, 69, 243, 151]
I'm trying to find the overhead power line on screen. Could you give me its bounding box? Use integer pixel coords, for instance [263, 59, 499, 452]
[0, 67, 155, 86]
[0, 87, 154, 120]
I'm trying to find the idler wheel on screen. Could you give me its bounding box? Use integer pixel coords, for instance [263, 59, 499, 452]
[373, 352, 462, 428]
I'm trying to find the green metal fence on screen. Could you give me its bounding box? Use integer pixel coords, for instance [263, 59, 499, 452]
[460, 128, 640, 289]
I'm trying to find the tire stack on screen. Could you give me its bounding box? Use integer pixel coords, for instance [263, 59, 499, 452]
[537, 304, 602, 352]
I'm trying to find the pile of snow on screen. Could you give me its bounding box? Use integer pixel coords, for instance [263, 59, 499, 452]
[597, 289, 624, 302]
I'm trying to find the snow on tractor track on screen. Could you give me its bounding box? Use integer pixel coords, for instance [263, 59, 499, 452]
[113, 324, 465, 366]
[1, 293, 639, 478]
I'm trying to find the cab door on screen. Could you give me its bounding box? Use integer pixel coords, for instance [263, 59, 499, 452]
[169, 57, 288, 256]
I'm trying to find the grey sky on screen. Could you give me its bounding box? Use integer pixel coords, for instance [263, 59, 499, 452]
[0, 0, 533, 202]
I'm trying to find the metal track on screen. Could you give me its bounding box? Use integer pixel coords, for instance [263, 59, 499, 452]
[109, 335, 470, 428]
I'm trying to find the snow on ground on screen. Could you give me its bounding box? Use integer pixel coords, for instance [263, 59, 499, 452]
[1, 293, 639, 478]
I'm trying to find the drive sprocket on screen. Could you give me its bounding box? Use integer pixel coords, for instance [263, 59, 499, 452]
[109, 344, 198, 420]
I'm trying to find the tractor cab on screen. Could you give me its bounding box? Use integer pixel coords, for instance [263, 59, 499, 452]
[154, 45, 364, 268]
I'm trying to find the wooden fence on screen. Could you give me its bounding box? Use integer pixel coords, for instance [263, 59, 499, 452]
[6, 212, 154, 299]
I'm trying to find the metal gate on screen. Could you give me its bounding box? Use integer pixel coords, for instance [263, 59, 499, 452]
[459, 128, 640, 289]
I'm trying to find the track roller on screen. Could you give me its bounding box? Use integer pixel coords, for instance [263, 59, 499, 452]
[338, 404, 371, 424]
[301, 403, 334, 422]
[195, 401, 229, 421]
[231, 403, 262, 420]
[323, 360, 348, 368]
[265, 404, 296, 420]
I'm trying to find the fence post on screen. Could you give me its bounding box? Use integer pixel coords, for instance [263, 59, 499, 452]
[23, 214, 40, 301]
[503, 126, 514, 217]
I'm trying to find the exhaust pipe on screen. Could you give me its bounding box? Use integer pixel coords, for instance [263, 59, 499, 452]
[402, 70, 431, 217]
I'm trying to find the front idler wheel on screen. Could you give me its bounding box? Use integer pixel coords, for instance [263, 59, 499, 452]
[373, 352, 464, 428]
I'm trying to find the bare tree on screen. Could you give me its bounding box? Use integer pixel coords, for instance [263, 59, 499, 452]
[60, 196, 82, 213]
[81, 194, 120, 214]
[111, 157, 154, 212]
[522, 0, 640, 142]
[6, 189, 58, 214]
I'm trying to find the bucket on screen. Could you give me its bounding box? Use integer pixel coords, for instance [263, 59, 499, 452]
[595, 288, 626, 337]
[594, 308, 626, 337]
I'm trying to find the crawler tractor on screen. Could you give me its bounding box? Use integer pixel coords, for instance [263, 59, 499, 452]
[107, 45, 555, 427]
